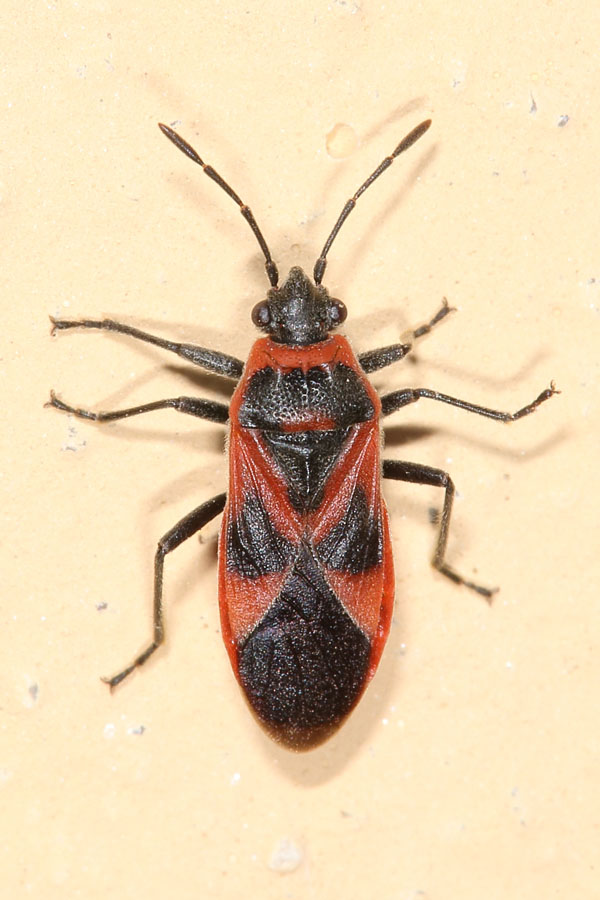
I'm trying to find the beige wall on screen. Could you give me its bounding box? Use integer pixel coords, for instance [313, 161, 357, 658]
[3, 2, 598, 897]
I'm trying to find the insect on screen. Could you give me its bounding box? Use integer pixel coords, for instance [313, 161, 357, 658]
[49, 118, 557, 750]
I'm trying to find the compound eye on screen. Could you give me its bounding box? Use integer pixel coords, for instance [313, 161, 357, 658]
[251, 301, 271, 329]
[329, 298, 347, 327]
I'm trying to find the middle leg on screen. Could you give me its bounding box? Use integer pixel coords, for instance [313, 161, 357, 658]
[47, 391, 229, 424]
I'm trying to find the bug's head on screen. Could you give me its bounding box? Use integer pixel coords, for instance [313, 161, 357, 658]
[251, 266, 347, 345]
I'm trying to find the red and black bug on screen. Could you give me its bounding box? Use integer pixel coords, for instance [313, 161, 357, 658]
[49, 119, 557, 749]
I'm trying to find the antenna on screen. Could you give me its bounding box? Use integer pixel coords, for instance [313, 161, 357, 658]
[159, 123, 279, 287]
[313, 119, 432, 285]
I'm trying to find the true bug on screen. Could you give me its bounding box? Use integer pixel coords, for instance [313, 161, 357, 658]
[49, 119, 557, 749]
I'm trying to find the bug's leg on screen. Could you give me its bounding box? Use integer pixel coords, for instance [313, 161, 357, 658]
[380, 382, 559, 421]
[50, 316, 244, 379]
[103, 492, 227, 689]
[47, 391, 229, 424]
[359, 298, 454, 374]
[383, 460, 495, 598]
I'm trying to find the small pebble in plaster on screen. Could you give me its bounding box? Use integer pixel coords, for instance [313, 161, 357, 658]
[268, 837, 303, 873]
[557, 115, 569, 127]
[326, 123, 358, 159]
[332, 0, 361, 14]
[23, 680, 39, 708]
[451, 58, 467, 89]
[60, 421, 87, 453]
[127, 724, 146, 736]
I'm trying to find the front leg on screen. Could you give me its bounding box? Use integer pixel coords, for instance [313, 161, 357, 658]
[50, 316, 244, 378]
[359, 298, 453, 374]
[383, 459, 496, 599]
